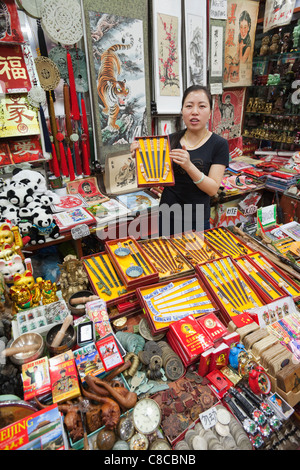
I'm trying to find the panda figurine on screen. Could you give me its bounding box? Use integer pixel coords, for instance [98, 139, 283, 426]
[29, 208, 60, 244]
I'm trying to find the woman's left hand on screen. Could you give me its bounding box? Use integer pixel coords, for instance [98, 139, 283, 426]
[169, 145, 192, 171]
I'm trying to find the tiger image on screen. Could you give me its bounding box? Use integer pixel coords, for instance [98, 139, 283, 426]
[97, 34, 134, 131]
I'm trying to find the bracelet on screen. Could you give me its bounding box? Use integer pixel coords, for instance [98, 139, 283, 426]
[193, 172, 205, 185]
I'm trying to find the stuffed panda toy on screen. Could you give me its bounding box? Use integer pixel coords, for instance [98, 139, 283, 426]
[29, 207, 60, 244]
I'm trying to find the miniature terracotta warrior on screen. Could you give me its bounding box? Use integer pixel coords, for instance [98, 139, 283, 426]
[59, 254, 89, 302]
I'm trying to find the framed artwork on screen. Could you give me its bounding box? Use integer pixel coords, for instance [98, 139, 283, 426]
[223, 0, 259, 88]
[211, 88, 246, 140]
[104, 151, 139, 195]
[209, 19, 226, 85]
[67, 176, 109, 205]
[152, 0, 183, 114]
[184, 0, 207, 87]
[81, 0, 151, 165]
[264, 0, 296, 33]
[156, 116, 178, 135]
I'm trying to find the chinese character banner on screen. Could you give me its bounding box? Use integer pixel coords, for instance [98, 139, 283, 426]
[0, 94, 40, 138]
[0, 45, 31, 93]
[223, 0, 259, 88]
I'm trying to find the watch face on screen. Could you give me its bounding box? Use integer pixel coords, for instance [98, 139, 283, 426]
[133, 398, 161, 435]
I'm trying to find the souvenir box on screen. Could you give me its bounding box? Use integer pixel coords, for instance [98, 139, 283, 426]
[49, 350, 81, 404]
[11, 299, 70, 338]
[234, 254, 287, 304]
[0, 404, 66, 451]
[195, 256, 265, 324]
[82, 251, 137, 308]
[21, 356, 51, 401]
[134, 135, 175, 188]
[248, 251, 300, 301]
[204, 227, 254, 259]
[104, 237, 159, 289]
[138, 237, 194, 281]
[168, 231, 221, 268]
[136, 274, 220, 337]
[73, 342, 106, 383]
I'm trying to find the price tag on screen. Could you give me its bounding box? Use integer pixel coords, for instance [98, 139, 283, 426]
[199, 407, 217, 430]
[71, 224, 90, 240]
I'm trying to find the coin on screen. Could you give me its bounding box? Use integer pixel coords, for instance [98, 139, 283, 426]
[216, 407, 231, 425]
[215, 422, 230, 437]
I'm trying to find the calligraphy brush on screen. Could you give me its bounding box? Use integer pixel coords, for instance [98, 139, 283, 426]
[219, 258, 248, 304]
[207, 263, 241, 308]
[136, 142, 150, 180]
[212, 261, 244, 307]
[161, 137, 168, 178]
[143, 138, 153, 179]
[205, 231, 237, 256]
[226, 258, 249, 301]
[125, 242, 151, 273]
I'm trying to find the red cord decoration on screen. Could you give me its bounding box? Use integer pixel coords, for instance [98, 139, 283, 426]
[67, 147, 75, 181]
[74, 139, 82, 176]
[67, 50, 80, 121]
[81, 134, 90, 176]
[56, 132, 69, 177]
[51, 142, 61, 177]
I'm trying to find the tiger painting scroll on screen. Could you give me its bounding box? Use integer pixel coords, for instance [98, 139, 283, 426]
[86, 11, 148, 151]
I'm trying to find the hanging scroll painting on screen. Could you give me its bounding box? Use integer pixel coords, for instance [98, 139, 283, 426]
[81, 0, 151, 164]
[223, 0, 259, 88]
[0, 0, 24, 44]
[184, 0, 207, 87]
[152, 0, 183, 114]
[263, 0, 296, 33]
[211, 88, 246, 140]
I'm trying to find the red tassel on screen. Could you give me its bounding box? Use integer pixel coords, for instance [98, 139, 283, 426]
[56, 132, 69, 177]
[51, 143, 61, 177]
[82, 139, 90, 176]
[67, 147, 75, 181]
[81, 97, 90, 155]
[74, 140, 82, 175]
[67, 51, 80, 121]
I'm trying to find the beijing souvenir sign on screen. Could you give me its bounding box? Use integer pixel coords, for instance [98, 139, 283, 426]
[41, 0, 83, 46]
[0, 94, 40, 138]
[0, 45, 31, 93]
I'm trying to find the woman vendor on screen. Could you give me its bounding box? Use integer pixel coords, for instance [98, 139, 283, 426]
[131, 85, 229, 236]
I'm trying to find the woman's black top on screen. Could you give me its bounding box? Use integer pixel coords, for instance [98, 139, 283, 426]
[159, 132, 229, 233]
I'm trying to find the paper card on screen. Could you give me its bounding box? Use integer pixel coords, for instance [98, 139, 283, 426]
[96, 335, 124, 372]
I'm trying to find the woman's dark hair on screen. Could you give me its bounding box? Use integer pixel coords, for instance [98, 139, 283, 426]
[239, 10, 251, 30]
[170, 85, 212, 149]
[182, 85, 212, 109]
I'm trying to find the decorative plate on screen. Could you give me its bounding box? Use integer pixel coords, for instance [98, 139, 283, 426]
[41, 0, 83, 46]
[27, 85, 46, 108]
[126, 265, 143, 278]
[114, 247, 130, 257]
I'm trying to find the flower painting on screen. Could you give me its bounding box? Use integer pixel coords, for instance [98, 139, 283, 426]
[157, 13, 180, 96]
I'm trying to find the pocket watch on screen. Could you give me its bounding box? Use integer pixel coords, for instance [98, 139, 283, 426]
[132, 398, 162, 435]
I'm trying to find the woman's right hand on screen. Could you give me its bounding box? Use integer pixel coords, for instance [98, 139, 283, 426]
[130, 141, 139, 157]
